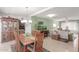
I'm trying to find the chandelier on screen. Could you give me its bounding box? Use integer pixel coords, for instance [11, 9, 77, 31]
[21, 7, 32, 23]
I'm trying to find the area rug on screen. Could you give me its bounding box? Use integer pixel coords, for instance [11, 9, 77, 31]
[11, 44, 50, 52]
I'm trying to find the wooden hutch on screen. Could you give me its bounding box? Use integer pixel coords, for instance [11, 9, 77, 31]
[0, 16, 19, 43]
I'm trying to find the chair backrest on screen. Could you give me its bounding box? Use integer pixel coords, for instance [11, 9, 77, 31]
[32, 30, 40, 36]
[19, 33, 25, 39]
[13, 31, 19, 41]
[32, 30, 36, 36]
[35, 31, 44, 51]
[14, 31, 22, 52]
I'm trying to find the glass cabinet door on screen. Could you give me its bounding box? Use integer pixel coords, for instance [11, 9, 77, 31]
[2, 21, 8, 32]
[1, 18, 19, 43]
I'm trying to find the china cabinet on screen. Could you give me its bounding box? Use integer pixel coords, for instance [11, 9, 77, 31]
[1, 16, 19, 43]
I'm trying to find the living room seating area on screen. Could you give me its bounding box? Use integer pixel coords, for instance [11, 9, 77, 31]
[51, 29, 73, 42]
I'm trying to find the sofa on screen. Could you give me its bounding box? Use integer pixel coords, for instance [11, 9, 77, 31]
[51, 30, 73, 42]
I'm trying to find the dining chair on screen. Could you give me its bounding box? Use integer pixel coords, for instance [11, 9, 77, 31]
[27, 31, 38, 52]
[13, 31, 21, 52]
[35, 32, 44, 52]
[19, 34, 27, 52]
[32, 30, 38, 36]
[27, 31, 44, 52]
[19, 33, 35, 52]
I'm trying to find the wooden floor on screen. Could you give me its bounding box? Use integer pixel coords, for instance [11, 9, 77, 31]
[43, 37, 74, 52]
[0, 37, 74, 52]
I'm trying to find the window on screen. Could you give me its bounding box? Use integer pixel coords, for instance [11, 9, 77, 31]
[61, 22, 78, 32]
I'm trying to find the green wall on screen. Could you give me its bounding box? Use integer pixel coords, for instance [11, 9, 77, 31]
[31, 16, 59, 31]
[31, 16, 53, 30]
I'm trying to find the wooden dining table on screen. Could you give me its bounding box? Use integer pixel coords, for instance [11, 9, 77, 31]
[19, 34, 35, 51]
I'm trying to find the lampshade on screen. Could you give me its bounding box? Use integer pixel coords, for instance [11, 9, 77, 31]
[53, 24, 56, 27]
[28, 20, 32, 23]
[21, 20, 27, 23]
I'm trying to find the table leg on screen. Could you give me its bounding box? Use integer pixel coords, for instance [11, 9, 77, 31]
[23, 45, 28, 52]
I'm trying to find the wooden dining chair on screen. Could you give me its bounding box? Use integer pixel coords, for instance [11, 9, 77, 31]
[13, 31, 21, 52]
[27, 31, 44, 52]
[32, 30, 37, 36]
[35, 32, 44, 52]
[19, 34, 28, 52]
[19, 33, 35, 52]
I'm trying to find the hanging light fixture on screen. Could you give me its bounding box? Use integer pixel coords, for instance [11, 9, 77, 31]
[26, 7, 32, 24]
[21, 7, 32, 23]
[21, 7, 28, 23]
[21, 20, 27, 23]
[28, 20, 32, 23]
[53, 23, 56, 27]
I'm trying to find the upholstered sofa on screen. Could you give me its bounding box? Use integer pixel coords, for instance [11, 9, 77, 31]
[51, 30, 73, 42]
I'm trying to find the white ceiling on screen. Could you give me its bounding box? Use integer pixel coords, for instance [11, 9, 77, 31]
[0, 7, 47, 17]
[36, 7, 79, 21]
[1, 7, 79, 21]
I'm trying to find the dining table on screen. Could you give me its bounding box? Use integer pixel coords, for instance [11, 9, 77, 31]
[19, 34, 35, 52]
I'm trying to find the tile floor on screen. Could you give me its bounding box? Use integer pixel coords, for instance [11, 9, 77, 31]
[0, 37, 74, 52]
